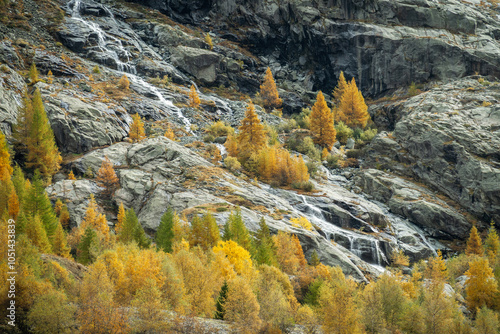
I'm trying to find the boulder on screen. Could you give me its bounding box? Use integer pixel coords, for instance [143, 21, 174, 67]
[42, 90, 129, 153]
[171, 46, 221, 84]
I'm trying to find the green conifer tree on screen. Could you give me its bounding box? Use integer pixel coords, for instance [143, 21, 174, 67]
[156, 207, 175, 253]
[189, 212, 220, 250]
[25, 89, 62, 179]
[25, 170, 58, 240]
[78, 227, 97, 265]
[214, 281, 229, 320]
[254, 217, 277, 266]
[310, 250, 320, 266]
[119, 208, 150, 248]
[224, 208, 253, 253]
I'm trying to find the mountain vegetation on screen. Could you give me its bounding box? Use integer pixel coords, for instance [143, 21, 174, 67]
[0, 0, 499, 332]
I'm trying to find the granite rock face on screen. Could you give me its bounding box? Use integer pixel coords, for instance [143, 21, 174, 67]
[365, 77, 500, 224]
[130, 0, 500, 96]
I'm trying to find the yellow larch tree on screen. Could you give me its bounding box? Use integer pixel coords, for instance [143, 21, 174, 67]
[52, 222, 71, 258]
[213, 240, 254, 278]
[129, 113, 146, 142]
[225, 276, 262, 333]
[466, 225, 484, 256]
[333, 71, 348, 103]
[260, 67, 282, 111]
[80, 194, 110, 239]
[338, 78, 370, 128]
[118, 74, 130, 90]
[237, 101, 267, 162]
[225, 133, 239, 158]
[310, 91, 336, 150]
[115, 202, 126, 234]
[68, 170, 76, 180]
[0, 130, 12, 181]
[485, 222, 500, 262]
[96, 156, 120, 198]
[188, 84, 201, 108]
[465, 257, 498, 311]
[164, 124, 175, 140]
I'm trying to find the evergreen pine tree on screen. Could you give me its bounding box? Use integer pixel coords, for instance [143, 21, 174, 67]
[310, 250, 320, 266]
[156, 207, 175, 253]
[78, 227, 98, 265]
[310, 91, 336, 150]
[224, 208, 253, 253]
[25, 88, 62, 179]
[466, 225, 484, 256]
[129, 113, 146, 142]
[214, 280, 229, 320]
[25, 170, 58, 240]
[254, 217, 277, 266]
[260, 67, 282, 111]
[188, 84, 201, 108]
[237, 101, 267, 162]
[119, 208, 150, 248]
[338, 78, 370, 128]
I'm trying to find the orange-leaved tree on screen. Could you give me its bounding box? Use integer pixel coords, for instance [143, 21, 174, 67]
[466, 225, 484, 256]
[96, 156, 120, 199]
[129, 113, 145, 142]
[337, 78, 370, 128]
[188, 84, 201, 108]
[310, 91, 336, 150]
[237, 101, 267, 162]
[465, 257, 498, 311]
[260, 67, 282, 111]
[332, 71, 348, 104]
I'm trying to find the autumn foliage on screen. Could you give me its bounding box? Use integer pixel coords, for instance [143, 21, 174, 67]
[260, 67, 282, 111]
[129, 113, 145, 142]
[337, 78, 370, 128]
[96, 156, 120, 198]
[188, 84, 201, 108]
[310, 91, 336, 150]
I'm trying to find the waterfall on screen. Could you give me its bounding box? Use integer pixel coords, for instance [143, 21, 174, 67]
[298, 195, 388, 266]
[215, 143, 227, 157]
[68, 0, 192, 132]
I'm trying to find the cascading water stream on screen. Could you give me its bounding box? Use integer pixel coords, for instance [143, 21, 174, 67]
[69, 0, 192, 132]
[299, 195, 388, 266]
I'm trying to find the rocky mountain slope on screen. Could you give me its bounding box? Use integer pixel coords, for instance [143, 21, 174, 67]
[0, 0, 499, 281]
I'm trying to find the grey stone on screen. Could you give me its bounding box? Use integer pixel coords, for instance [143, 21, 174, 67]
[171, 46, 221, 84]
